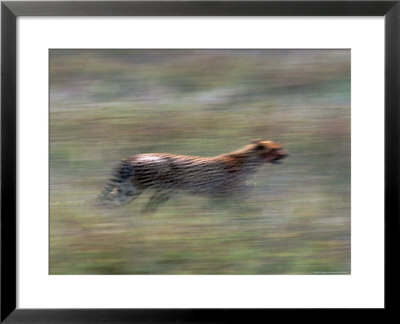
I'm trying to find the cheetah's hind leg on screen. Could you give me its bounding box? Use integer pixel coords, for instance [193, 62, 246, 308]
[142, 190, 170, 214]
[98, 159, 142, 208]
[99, 179, 142, 208]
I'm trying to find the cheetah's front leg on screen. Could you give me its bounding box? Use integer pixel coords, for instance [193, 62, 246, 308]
[142, 190, 171, 214]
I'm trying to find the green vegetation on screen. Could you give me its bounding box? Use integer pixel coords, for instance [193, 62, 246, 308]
[50, 50, 350, 274]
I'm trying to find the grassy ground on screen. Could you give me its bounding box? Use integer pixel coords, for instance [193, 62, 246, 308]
[49, 49, 350, 274]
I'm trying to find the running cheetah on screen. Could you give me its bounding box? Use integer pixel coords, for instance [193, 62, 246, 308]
[100, 139, 288, 213]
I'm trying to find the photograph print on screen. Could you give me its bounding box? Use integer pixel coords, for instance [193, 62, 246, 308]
[49, 49, 350, 275]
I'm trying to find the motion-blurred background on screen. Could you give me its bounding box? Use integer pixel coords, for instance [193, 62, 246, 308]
[50, 49, 350, 274]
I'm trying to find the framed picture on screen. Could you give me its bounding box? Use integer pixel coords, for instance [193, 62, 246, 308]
[1, 0, 398, 322]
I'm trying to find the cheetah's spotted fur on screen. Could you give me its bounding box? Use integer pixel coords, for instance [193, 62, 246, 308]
[100, 140, 288, 213]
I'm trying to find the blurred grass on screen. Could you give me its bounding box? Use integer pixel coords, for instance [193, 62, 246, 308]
[50, 49, 350, 274]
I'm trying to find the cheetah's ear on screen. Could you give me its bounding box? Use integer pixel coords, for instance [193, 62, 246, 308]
[254, 142, 266, 150]
[250, 138, 262, 144]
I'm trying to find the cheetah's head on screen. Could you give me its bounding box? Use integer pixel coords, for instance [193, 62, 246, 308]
[250, 139, 289, 164]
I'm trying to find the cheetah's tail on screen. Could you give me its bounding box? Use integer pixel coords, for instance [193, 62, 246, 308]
[97, 159, 142, 208]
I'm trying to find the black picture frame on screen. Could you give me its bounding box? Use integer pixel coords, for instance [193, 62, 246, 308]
[1, 1, 399, 322]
